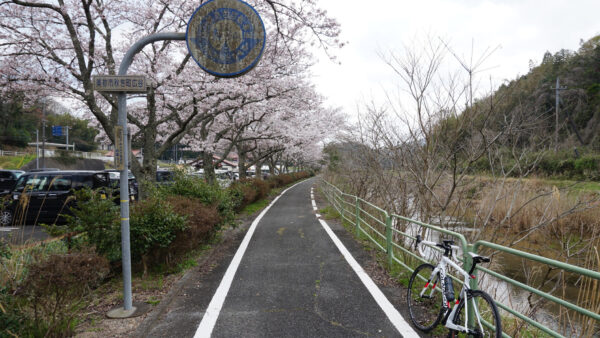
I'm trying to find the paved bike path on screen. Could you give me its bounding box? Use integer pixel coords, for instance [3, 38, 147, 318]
[141, 179, 418, 337]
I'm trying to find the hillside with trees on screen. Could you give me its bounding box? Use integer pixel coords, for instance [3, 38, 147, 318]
[474, 35, 600, 151]
[0, 93, 99, 151]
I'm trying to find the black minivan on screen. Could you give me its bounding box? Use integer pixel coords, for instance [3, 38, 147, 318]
[0, 170, 25, 196]
[0, 170, 111, 226]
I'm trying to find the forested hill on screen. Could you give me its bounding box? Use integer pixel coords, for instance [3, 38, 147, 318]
[479, 35, 600, 150]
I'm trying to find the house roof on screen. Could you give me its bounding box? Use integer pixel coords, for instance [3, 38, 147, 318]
[105, 149, 141, 157]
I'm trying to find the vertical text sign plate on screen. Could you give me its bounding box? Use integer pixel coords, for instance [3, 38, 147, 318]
[114, 126, 124, 170]
[186, 0, 266, 78]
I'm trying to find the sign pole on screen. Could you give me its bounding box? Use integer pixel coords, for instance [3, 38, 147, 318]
[106, 32, 185, 319]
[104, 0, 265, 317]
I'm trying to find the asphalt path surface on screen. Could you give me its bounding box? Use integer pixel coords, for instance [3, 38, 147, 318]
[0, 225, 50, 244]
[141, 179, 420, 337]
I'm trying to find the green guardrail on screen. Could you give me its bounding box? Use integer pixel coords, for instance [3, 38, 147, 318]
[319, 179, 600, 338]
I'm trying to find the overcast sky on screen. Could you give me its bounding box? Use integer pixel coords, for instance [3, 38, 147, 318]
[310, 0, 600, 117]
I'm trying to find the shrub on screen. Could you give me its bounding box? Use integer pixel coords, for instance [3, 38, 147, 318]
[249, 178, 270, 200]
[20, 252, 109, 337]
[166, 196, 222, 256]
[130, 197, 186, 275]
[574, 156, 599, 179]
[226, 184, 246, 212]
[158, 172, 236, 223]
[0, 284, 26, 337]
[227, 181, 258, 211]
[60, 188, 121, 261]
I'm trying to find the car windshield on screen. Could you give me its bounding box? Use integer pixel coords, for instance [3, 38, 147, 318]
[14, 175, 73, 192]
[157, 171, 173, 182]
[49, 177, 72, 191]
[14, 175, 52, 192]
[216, 173, 230, 179]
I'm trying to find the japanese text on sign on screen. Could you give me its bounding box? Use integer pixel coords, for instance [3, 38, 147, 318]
[93, 75, 147, 92]
[114, 126, 124, 170]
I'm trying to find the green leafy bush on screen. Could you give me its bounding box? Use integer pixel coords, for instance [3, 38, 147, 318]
[0, 284, 25, 337]
[130, 197, 186, 275]
[60, 188, 122, 261]
[574, 156, 599, 179]
[157, 172, 236, 223]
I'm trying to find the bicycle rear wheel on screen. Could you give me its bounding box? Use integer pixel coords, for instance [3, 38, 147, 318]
[407, 263, 445, 332]
[448, 290, 501, 338]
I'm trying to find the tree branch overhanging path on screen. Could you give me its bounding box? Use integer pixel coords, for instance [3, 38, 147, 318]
[0, 0, 346, 183]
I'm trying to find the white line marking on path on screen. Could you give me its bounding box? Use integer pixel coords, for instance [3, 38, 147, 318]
[310, 188, 420, 338]
[0, 227, 18, 232]
[194, 180, 308, 338]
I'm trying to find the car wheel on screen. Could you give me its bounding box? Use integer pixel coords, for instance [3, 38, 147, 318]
[0, 209, 13, 226]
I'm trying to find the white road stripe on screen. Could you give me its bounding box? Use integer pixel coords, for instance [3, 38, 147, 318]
[0, 227, 18, 232]
[312, 193, 420, 338]
[194, 180, 307, 338]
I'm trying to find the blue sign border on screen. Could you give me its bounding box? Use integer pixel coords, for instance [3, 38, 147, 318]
[186, 0, 266, 78]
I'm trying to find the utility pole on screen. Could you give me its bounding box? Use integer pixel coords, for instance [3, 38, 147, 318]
[65, 126, 69, 151]
[41, 105, 46, 168]
[35, 130, 39, 169]
[552, 77, 567, 153]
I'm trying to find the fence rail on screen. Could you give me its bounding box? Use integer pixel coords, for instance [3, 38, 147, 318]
[0, 150, 30, 157]
[0, 149, 109, 161]
[319, 179, 599, 338]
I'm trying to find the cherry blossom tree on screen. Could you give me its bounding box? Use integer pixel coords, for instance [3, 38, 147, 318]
[0, 0, 342, 182]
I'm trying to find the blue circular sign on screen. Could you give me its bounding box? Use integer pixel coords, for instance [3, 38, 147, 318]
[186, 0, 266, 78]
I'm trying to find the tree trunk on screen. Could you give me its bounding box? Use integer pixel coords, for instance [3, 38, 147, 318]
[203, 151, 216, 185]
[142, 255, 148, 279]
[256, 160, 264, 180]
[268, 159, 276, 175]
[238, 145, 247, 180]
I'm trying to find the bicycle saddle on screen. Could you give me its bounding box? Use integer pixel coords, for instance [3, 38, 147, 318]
[468, 252, 491, 263]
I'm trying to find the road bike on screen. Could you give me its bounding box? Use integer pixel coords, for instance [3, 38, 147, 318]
[406, 235, 502, 337]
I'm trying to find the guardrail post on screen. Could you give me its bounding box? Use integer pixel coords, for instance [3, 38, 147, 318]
[386, 213, 393, 267]
[340, 193, 345, 220]
[466, 243, 476, 329]
[355, 196, 360, 236]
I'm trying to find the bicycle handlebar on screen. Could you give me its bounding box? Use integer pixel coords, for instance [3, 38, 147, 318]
[415, 235, 460, 262]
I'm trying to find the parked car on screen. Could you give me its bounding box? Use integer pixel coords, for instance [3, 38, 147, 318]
[156, 169, 175, 184]
[0, 170, 111, 226]
[27, 168, 60, 172]
[104, 169, 139, 201]
[215, 169, 234, 187]
[0, 170, 25, 197]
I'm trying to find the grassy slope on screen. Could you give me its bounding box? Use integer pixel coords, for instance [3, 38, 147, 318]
[0, 155, 36, 170]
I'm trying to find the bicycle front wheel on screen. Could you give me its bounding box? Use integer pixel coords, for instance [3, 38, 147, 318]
[448, 290, 501, 338]
[407, 263, 444, 332]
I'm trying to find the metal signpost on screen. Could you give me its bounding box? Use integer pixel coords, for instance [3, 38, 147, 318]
[93, 0, 265, 318]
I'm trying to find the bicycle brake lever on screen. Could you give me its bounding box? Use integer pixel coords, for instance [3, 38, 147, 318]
[415, 235, 421, 250]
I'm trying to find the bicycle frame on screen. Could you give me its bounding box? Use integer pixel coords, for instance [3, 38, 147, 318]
[420, 252, 486, 335]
